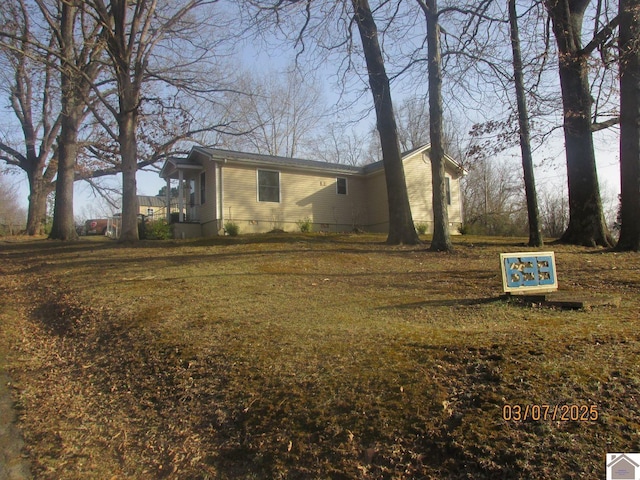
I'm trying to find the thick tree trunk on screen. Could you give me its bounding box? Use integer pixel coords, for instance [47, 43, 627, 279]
[616, 0, 640, 251]
[118, 108, 140, 242]
[25, 172, 51, 235]
[509, 0, 543, 247]
[546, 0, 612, 247]
[557, 60, 612, 246]
[49, 114, 79, 240]
[48, 1, 78, 241]
[424, 0, 452, 252]
[351, 0, 421, 245]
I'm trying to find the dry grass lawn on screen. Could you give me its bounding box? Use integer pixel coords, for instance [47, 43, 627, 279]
[0, 233, 639, 479]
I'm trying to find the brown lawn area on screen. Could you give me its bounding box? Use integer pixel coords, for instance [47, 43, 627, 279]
[0, 233, 639, 479]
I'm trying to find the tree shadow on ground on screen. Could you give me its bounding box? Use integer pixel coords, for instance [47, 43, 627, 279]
[378, 296, 506, 309]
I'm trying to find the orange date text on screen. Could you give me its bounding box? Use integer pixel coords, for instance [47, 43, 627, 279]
[502, 404, 598, 422]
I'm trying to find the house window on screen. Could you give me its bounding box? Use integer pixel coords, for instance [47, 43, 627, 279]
[258, 169, 280, 202]
[200, 172, 206, 205]
[336, 177, 347, 195]
[147, 208, 154, 218]
[445, 177, 451, 206]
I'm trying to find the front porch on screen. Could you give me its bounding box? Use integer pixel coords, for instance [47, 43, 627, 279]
[160, 157, 205, 239]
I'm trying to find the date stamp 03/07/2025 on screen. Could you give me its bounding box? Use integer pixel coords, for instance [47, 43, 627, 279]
[502, 405, 640, 480]
[502, 403, 599, 422]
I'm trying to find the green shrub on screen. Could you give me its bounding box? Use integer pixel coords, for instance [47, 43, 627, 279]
[415, 223, 428, 235]
[296, 217, 313, 233]
[224, 221, 239, 236]
[145, 220, 172, 240]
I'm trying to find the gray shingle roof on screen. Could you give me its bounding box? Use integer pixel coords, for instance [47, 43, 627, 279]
[138, 195, 167, 208]
[194, 147, 370, 175]
[161, 144, 464, 179]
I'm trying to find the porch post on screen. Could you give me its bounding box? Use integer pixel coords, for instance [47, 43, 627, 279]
[166, 177, 171, 223]
[178, 169, 184, 223]
[185, 179, 192, 222]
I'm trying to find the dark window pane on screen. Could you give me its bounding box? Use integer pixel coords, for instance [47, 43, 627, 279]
[258, 170, 280, 202]
[337, 177, 347, 195]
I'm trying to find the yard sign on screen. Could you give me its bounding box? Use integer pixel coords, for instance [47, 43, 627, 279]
[500, 252, 558, 294]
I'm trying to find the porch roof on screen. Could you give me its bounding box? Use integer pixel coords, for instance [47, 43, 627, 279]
[159, 157, 204, 180]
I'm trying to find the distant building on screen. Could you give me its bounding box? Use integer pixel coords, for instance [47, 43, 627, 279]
[137, 195, 169, 220]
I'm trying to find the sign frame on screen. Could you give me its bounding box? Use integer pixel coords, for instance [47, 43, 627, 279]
[500, 251, 558, 294]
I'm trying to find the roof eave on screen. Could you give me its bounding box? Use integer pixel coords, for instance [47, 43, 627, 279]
[198, 147, 363, 175]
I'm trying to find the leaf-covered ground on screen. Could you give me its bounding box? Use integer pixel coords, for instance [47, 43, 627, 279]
[0, 234, 638, 479]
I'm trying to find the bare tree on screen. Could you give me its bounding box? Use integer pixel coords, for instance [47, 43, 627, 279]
[544, 0, 615, 246]
[461, 156, 525, 235]
[538, 184, 568, 238]
[396, 96, 430, 152]
[352, 0, 421, 245]
[416, 0, 452, 251]
[509, 0, 543, 247]
[84, 0, 222, 242]
[2, 1, 236, 236]
[46, 0, 103, 240]
[615, 0, 640, 251]
[0, 171, 27, 235]
[313, 122, 368, 166]
[242, 0, 422, 244]
[1, 0, 104, 239]
[76, 82, 233, 185]
[216, 68, 324, 158]
[447, 1, 619, 246]
[0, 0, 60, 235]
[393, 95, 469, 165]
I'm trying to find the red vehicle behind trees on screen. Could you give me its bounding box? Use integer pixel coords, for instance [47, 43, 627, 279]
[83, 219, 109, 235]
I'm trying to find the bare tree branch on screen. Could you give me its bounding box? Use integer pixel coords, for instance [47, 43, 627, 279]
[579, 14, 619, 56]
[592, 116, 620, 131]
